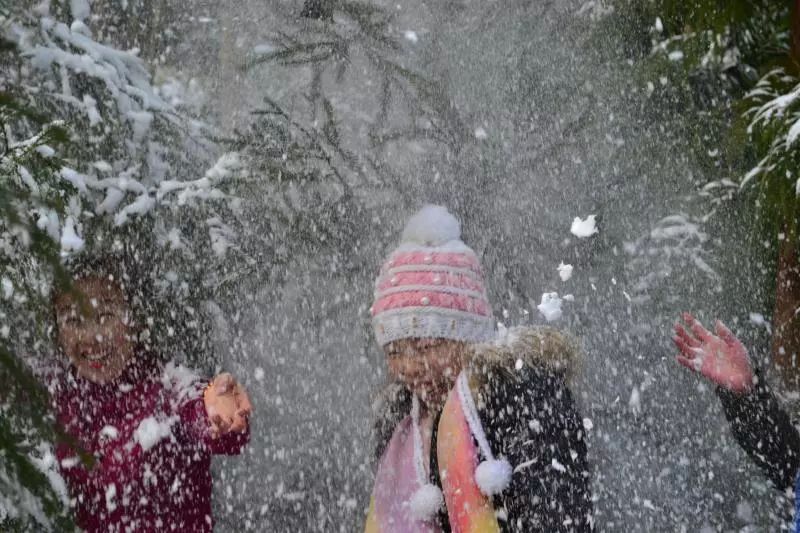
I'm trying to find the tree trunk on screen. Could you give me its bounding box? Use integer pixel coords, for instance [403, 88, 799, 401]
[772, 232, 800, 388]
[214, 8, 246, 131]
[772, 2, 800, 388]
[792, 0, 800, 72]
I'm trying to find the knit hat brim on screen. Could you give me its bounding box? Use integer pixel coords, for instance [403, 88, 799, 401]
[373, 306, 495, 347]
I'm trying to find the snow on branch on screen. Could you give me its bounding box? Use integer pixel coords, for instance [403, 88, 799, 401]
[24, 18, 171, 116]
[741, 69, 800, 193]
[2, 7, 230, 259]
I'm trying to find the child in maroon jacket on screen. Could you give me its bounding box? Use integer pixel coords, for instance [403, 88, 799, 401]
[50, 259, 252, 532]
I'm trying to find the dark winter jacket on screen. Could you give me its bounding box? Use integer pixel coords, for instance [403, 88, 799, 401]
[717, 371, 800, 491]
[51, 356, 249, 533]
[373, 327, 594, 532]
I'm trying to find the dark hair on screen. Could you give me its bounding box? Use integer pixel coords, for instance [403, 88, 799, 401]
[52, 248, 216, 371]
[52, 251, 158, 356]
[56, 252, 145, 300]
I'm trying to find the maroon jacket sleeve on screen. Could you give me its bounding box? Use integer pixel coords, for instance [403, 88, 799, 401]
[177, 396, 250, 455]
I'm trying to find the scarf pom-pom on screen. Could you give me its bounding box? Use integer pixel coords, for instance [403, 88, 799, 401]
[475, 458, 512, 496]
[409, 483, 443, 521]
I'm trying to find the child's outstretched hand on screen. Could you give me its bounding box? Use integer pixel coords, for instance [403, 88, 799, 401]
[673, 312, 754, 394]
[203, 372, 252, 438]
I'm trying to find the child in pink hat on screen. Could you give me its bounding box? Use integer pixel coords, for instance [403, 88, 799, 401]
[365, 205, 593, 532]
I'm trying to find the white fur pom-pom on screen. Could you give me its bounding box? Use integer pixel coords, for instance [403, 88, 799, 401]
[401, 204, 461, 247]
[408, 483, 443, 521]
[475, 458, 513, 496]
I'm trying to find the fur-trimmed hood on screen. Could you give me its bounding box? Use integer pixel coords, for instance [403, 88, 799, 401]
[371, 326, 581, 457]
[467, 326, 580, 383]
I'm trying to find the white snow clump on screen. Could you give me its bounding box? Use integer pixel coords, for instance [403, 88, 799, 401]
[404, 30, 419, 43]
[537, 292, 563, 322]
[570, 215, 599, 238]
[557, 262, 573, 281]
[133, 416, 176, 452]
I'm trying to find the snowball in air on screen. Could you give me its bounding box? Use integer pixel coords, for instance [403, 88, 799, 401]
[99, 425, 119, 440]
[401, 205, 461, 247]
[133, 417, 174, 452]
[475, 458, 512, 496]
[570, 215, 598, 238]
[404, 30, 419, 43]
[408, 483, 443, 521]
[105, 484, 117, 512]
[537, 292, 563, 322]
[629, 386, 641, 414]
[474, 127, 488, 140]
[557, 262, 573, 281]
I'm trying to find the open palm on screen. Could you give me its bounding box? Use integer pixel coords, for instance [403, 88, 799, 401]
[204, 372, 252, 437]
[673, 312, 754, 394]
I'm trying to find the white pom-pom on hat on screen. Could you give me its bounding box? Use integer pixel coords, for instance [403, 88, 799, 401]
[475, 458, 513, 496]
[401, 204, 462, 247]
[409, 483, 444, 521]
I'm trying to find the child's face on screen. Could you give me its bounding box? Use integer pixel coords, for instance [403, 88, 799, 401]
[385, 338, 466, 405]
[54, 276, 137, 384]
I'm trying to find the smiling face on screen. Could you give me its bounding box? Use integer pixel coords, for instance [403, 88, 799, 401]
[54, 276, 137, 384]
[385, 338, 467, 406]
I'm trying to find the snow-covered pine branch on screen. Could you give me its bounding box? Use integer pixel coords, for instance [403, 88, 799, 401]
[741, 69, 800, 196]
[2, 4, 236, 250]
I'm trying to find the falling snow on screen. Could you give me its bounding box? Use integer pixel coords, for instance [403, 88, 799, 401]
[1, 1, 794, 531]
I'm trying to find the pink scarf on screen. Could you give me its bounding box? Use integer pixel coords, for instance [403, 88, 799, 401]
[366, 374, 505, 533]
[366, 415, 443, 532]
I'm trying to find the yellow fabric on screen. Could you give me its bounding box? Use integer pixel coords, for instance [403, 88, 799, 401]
[364, 497, 379, 533]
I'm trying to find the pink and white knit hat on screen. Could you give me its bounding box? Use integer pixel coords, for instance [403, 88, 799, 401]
[371, 205, 495, 347]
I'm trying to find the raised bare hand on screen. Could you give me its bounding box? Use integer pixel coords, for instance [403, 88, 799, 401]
[673, 312, 754, 394]
[203, 372, 253, 438]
